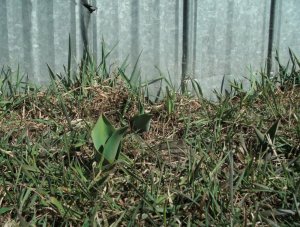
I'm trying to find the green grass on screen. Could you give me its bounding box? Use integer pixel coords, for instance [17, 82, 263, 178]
[0, 50, 300, 226]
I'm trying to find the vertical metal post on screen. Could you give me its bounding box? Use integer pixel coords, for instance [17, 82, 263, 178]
[174, 0, 180, 81]
[0, 0, 9, 65]
[92, 0, 98, 63]
[267, 0, 276, 77]
[80, 2, 89, 59]
[131, 0, 140, 67]
[80, 0, 97, 60]
[181, 0, 189, 94]
[22, 0, 33, 76]
[192, 0, 198, 76]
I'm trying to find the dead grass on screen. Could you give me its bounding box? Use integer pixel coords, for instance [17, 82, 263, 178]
[0, 70, 300, 226]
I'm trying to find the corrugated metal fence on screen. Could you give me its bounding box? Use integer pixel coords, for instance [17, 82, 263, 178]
[0, 0, 299, 96]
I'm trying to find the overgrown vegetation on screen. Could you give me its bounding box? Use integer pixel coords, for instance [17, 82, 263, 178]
[0, 48, 300, 226]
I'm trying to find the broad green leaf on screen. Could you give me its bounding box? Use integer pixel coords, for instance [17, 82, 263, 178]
[167, 99, 174, 114]
[254, 127, 265, 144]
[254, 127, 268, 152]
[103, 126, 128, 163]
[130, 113, 152, 133]
[266, 119, 280, 143]
[138, 99, 144, 114]
[166, 86, 175, 114]
[91, 114, 115, 150]
[254, 120, 280, 152]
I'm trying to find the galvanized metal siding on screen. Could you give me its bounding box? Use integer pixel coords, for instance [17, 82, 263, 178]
[0, 0, 299, 95]
[190, 0, 272, 93]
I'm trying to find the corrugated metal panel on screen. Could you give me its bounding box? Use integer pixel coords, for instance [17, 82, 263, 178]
[190, 0, 271, 94]
[0, 0, 299, 95]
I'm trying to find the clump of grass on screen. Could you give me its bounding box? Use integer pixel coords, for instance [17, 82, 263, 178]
[0, 49, 300, 226]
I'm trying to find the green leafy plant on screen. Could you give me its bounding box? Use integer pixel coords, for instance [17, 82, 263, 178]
[254, 119, 281, 153]
[2, 34, 300, 226]
[118, 52, 142, 95]
[91, 113, 152, 165]
[0, 65, 31, 96]
[165, 86, 176, 114]
[130, 113, 152, 133]
[91, 114, 128, 164]
[190, 78, 203, 100]
[274, 49, 300, 87]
